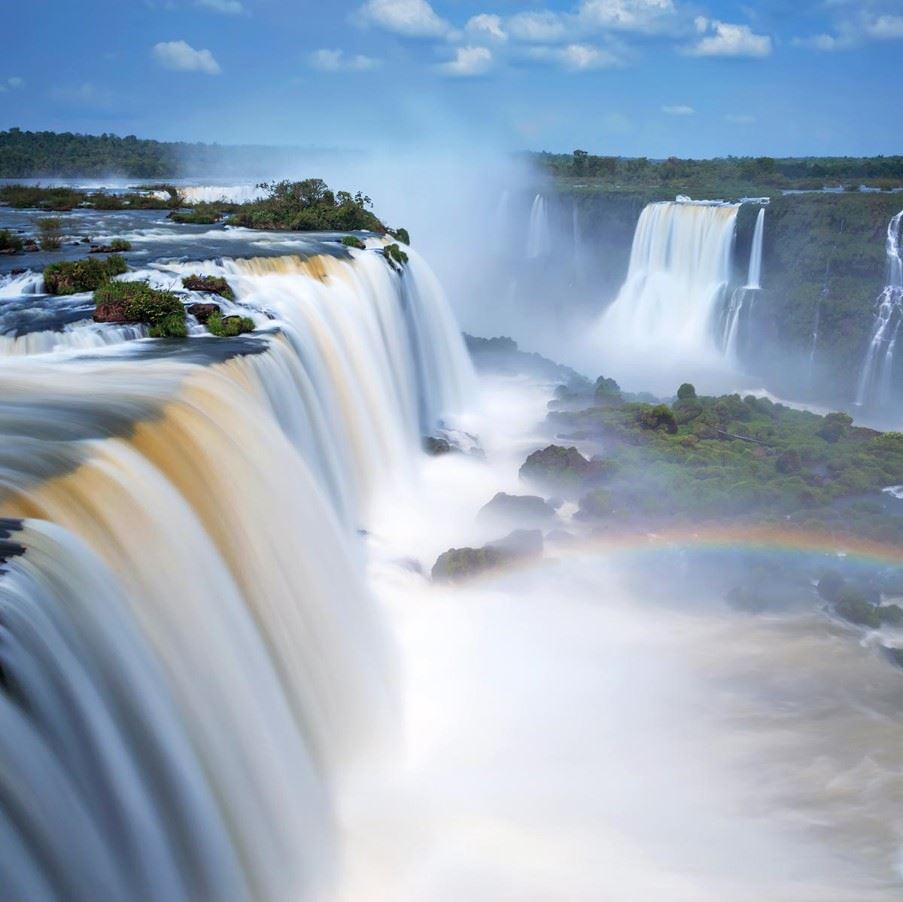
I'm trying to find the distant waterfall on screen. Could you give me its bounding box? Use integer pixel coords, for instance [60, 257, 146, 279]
[599, 200, 739, 358]
[855, 209, 903, 407]
[0, 245, 475, 900]
[526, 194, 550, 259]
[721, 206, 765, 360]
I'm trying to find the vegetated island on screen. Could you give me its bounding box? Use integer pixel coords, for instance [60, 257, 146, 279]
[437, 337, 903, 638]
[0, 178, 410, 243]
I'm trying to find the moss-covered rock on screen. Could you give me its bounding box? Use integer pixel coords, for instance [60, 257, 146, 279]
[383, 243, 409, 270]
[93, 280, 186, 337]
[341, 235, 366, 250]
[206, 312, 254, 337]
[432, 530, 543, 582]
[182, 274, 235, 300]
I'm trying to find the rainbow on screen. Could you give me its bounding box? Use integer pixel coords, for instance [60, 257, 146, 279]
[559, 522, 903, 569]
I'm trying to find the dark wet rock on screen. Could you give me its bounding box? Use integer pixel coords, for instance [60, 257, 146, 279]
[432, 529, 543, 583]
[520, 444, 618, 495]
[187, 302, 221, 324]
[182, 274, 235, 300]
[478, 492, 557, 528]
[881, 646, 903, 669]
[424, 436, 452, 455]
[432, 546, 509, 583]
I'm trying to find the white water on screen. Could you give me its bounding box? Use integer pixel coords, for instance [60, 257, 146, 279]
[856, 210, 903, 407]
[597, 200, 739, 374]
[526, 194, 550, 260]
[747, 207, 765, 290]
[0, 244, 475, 900]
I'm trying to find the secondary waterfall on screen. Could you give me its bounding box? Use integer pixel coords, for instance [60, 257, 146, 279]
[747, 207, 765, 290]
[599, 200, 739, 359]
[721, 206, 765, 360]
[0, 242, 475, 900]
[526, 194, 550, 259]
[855, 209, 903, 407]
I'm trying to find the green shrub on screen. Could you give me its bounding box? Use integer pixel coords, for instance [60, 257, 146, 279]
[383, 243, 409, 268]
[109, 238, 131, 252]
[637, 404, 678, 434]
[94, 280, 186, 334]
[388, 226, 410, 245]
[341, 235, 366, 250]
[43, 255, 126, 294]
[0, 229, 23, 253]
[182, 274, 235, 300]
[169, 204, 225, 225]
[206, 312, 254, 337]
[228, 179, 385, 232]
[36, 217, 63, 250]
[817, 412, 853, 443]
[677, 382, 697, 400]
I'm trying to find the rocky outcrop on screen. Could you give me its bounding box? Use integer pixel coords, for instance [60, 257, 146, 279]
[432, 529, 543, 583]
[477, 492, 557, 528]
[187, 302, 221, 324]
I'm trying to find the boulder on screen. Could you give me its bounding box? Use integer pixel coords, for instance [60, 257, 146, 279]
[431, 529, 543, 583]
[424, 436, 452, 456]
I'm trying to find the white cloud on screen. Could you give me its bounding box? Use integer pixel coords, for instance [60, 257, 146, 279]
[7, 76, 24, 88]
[508, 11, 568, 43]
[196, 0, 244, 13]
[662, 104, 694, 115]
[356, 0, 450, 38]
[308, 49, 381, 72]
[793, 33, 840, 51]
[439, 45, 492, 76]
[686, 18, 772, 58]
[579, 0, 675, 33]
[527, 43, 622, 71]
[864, 14, 903, 39]
[466, 13, 507, 42]
[152, 40, 221, 73]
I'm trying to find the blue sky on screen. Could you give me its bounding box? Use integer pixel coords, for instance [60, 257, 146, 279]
[1, 0, 902, 156]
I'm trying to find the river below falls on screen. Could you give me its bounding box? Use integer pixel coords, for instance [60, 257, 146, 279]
[336, 372, 903, 901]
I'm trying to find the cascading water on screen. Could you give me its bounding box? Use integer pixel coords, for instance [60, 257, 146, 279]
[599, 200, 739, 360]
[526, 194, 550, 260]
[0, 239, 475, 900]
[747, 207, 765, 290]
[855, 210, 903, 407]
[721, 206, 765, 360]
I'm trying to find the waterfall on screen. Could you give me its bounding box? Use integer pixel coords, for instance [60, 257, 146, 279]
[526, 194, 550, 259]
[855, 210, 903, 407]
[572, 201, 584, 283]
[747, 207, 765, 290]
[719, 207, 765, 361]
[0, 245, 475, 900]
[599, 200, 739, 359]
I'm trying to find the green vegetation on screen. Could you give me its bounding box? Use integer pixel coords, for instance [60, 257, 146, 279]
[182, 274, 234, 300]
[545, 379, 903, 544]
[341, 235, 366, 250]
[0, 229, 23, 254]
[206, 313, 254, 337]
[539, 150, 903, 197]
[0, 184, 177, 211]
[43, 255, 127, 294]
[382, 243, 409, 269]
[93, 281, 187, 337]
[168, 203, 232, 224]
[36, 217, 63, 250]
[228, 179, 385, 232]
[388, 227, 410, 245]
[109, 238, 131, 252]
